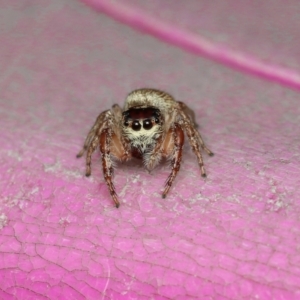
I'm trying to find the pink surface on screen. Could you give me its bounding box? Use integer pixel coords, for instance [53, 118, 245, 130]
[1, 1, 300, 299]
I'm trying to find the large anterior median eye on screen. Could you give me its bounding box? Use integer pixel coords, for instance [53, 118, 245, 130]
[143, 119, 153, 130]
[132, 120, 141, 131]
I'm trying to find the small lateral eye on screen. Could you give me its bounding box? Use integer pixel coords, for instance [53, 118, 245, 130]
[143, 119, 153, 130]
[155, 118, 159, 124]
[132, 120, 141, 131]
[124, 121, 129, 127]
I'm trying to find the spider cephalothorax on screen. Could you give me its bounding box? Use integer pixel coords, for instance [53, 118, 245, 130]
[77, 88, 213, 207]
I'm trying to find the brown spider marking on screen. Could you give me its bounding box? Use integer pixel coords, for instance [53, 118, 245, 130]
[77, 88, 213, 207]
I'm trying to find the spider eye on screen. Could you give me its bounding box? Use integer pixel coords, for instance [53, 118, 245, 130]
[124, 121, 129, 127]
[132, 120, 141, 131]
[155, 118, 159, 124]
[143, 119, 153, 130]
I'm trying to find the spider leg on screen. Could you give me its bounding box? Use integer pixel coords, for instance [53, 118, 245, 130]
[144, 135, 163, 171]
[177, 101, 197, 126]
[183, 121, 207, 177]
[76, 110, 109, 158]
[77, 110, 114, 176]
[76, 130, 96, 158]
[178, 102, 214, 156]
[100, 128, 120, 208]
[162, 123, 184, 198]
[85, 136, 99, 176]
[195, 130, 214, 156]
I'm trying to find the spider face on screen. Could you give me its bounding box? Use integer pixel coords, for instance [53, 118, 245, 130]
[77, 88, 213, 207]
[123, 107, 161, 130]
[122, 107, 163, 157]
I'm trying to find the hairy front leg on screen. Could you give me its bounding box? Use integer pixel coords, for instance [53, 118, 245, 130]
[143, 135, 164, 171]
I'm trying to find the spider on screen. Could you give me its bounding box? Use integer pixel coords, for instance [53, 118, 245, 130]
[77, 88, 213, 207]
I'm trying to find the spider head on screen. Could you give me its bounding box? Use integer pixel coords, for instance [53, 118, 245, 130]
[122, 107, 163, 151]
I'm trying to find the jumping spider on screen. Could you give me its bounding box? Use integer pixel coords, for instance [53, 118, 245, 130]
[77, 88, 213, 207]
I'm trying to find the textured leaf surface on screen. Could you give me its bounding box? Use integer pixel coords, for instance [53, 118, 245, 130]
[1, 1, 300, 299]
